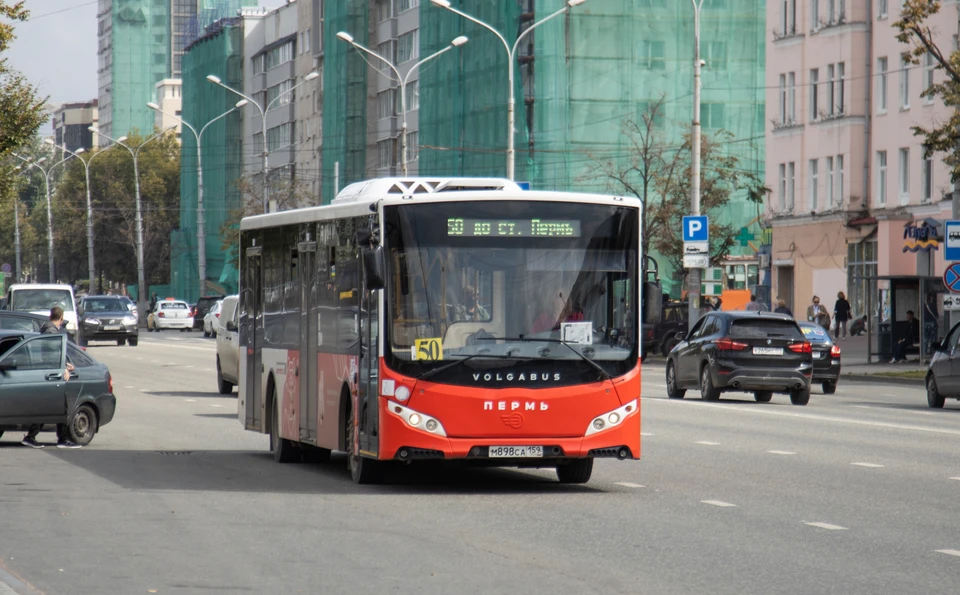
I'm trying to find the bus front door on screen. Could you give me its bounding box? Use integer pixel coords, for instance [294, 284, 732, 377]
[243, 248, 263, 431]
[358, 284, 380, 456]
[299, 241, 318, 443]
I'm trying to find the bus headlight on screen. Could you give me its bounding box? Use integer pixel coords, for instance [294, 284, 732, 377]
[388, 403, 447, 437]
[585, 399, 638, 436]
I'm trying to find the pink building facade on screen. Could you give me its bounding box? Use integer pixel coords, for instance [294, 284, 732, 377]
[765, 0, 956, 322]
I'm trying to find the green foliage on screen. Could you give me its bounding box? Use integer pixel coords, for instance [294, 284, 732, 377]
[894, 0, 960, 184]
[0, 1, 47, 157]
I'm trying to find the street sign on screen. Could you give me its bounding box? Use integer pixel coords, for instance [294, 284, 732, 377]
[944, 262, 960, 293]
[946, 220, 960, 261]
[516, 181, 531, 191]
[684, 241, 709, 255]
[683, 254, 709, 269]
[682, 216, 709, 242]
[0, 263, 9, 273]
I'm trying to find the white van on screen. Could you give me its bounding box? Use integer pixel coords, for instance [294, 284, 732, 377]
[5, 283, 78, 336]
[215, 295, 239, 394]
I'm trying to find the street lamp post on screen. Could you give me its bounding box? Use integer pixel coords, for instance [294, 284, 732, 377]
[688, 0, 704, 331]
[89, 126, 174, 326]
[336, 31, 468, 176]
[430, 0, 586, 180]
[10, 159, 43, 282]
[206, 71, 318, 213]
[14, 152, 76, 282]
[147, 99, 248, 297]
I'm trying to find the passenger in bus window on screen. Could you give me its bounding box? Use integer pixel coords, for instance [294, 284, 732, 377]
[531, 293, 562, 334]
[455, 285, 488, 322]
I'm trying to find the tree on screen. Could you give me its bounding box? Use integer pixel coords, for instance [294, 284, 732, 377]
[582, 99, 766, 276]
[0, 2, 47, 156]
[894, 0, 960, 183]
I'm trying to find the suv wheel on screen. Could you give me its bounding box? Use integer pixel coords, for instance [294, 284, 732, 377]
[754, 391, 773, 403]
[821, 381, 837, 395]
[927, 376, 946, 409]
[666, 362, 685, 399]
[699, 365, 720, 401]
[790, 387, 810, 406]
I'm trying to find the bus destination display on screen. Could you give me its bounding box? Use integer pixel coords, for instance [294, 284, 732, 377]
[447, 218, 581, 237]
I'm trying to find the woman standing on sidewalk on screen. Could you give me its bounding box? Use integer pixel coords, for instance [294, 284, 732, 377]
[833, 291, 851, 341]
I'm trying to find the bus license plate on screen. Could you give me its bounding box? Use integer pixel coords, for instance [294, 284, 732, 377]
[753, 347, 783, 356]
[489, 445, 543, 458]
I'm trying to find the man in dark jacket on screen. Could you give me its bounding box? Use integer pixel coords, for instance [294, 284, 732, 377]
[21, 307, 81, 449]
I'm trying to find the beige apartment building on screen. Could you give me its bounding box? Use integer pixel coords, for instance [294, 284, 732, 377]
[766, 0, 956, 318]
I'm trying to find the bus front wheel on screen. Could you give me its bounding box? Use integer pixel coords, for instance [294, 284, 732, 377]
[556, 458, 593, 484]
[345, 402, 382, 484]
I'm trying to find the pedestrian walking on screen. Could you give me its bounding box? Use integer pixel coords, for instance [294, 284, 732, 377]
[744, 294, 761, 312]
[806, 296, 831, 330]
[774, 298, 793, 317]
[833, 291, 851, 341]
[923, 293, 939, 357]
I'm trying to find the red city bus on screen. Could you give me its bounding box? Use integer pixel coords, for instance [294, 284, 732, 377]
[237, 178, 641, 484]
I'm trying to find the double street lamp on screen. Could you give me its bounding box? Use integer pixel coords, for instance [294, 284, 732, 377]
[336, 31, 468, 176]
[429, 0, 586, 180]
[14, 152, 76, 282]
[206, 71, 319, 213]
[10, 159, 43, 282]
[88, 126, 175, 325]
[147, 99, 248, 296]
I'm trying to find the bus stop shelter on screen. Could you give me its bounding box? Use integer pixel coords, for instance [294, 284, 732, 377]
[864, 275, 945, 363]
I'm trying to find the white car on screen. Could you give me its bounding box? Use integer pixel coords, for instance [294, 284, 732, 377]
[147, 300, 194, 331]
[215, 295, 239, 394]
[202, 300, 223, 337]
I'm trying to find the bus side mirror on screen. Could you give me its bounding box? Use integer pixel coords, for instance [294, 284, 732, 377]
[362, 245, 385, 290]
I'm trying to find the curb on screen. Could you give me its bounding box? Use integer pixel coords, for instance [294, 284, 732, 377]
[840, 374, 925, 387]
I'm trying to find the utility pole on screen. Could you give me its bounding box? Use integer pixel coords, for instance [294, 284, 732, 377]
[688, 0, 705, 331]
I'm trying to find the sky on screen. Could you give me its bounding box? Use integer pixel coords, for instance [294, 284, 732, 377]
[5, 0, 286, 133]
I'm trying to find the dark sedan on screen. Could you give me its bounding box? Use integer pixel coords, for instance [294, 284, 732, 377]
[798, 322, 841, 394]
[665, 311, 813, 405]
[0, 331, 116, 446]
[77, 296, 139, 346]
[0, 311, 48, 332]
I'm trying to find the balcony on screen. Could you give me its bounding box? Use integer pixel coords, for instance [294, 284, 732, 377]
[772, 25, 802, 43]
[771, 118, 803, 132]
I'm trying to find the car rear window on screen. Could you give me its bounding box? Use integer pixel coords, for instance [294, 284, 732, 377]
[161, 302, 188, 310]
[730, 319, 803, 340]
[68, 344, 96, 368]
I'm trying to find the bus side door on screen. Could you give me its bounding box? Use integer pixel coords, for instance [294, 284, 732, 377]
[242, 246, 264, 431]
[358, 267, 380, 457]
[299, 240, 318, 443]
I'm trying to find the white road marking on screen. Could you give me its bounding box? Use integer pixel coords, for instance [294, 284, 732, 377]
[210, 404, 224, 408]
[935, 549, 960, 557]
[184, 399, 196, 402]
[695, 441, 720, 446]
[805, 522, 847, 531]
[640, 432, 654, 436]
[124, 385, 135, 389]
[851, 405, 934, 416]
[614, 482, 644, 489]
[951, 477, 960, 481]
[851, 462, 884, 468]
[767, 450, 796, 455]
[701, 500, 736, 507]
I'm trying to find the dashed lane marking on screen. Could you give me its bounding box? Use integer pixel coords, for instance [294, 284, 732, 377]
[850, 405, 933, 416]
[124, 385, 135, 389]
[184, 399, 196, 402]
[936, 549, 960, 557]
[767, 450, 796, 455]
[614, 482, 644, 488]
[805, 522, 847, 531]
[210, 404, 224, 408]
[851, 462, 884, 468]
[695, 441, 720, 446]
[640, 432, 654, 436]
[951, 477, 960, 481]
[701, 500, 736, 507]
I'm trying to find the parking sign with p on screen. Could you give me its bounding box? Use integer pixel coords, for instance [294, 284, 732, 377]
[682, 216, 709, 242]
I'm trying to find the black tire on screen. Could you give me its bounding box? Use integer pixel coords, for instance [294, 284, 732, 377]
[217, 357, 234, 395]
[270, 389, 300, 463]
[180, 328, 187, 333]
[790, 387, 811, 406]
[345, 400, 382, 484]
[927, 376, 946, 409]
[556, 458, 594, 484]
[699, 364, 720, 401]
[754, 391, 773, 403]
[661, 338, 678, 358]
[116, 339, 125, 346]
[821, 381, 837, 395]
[128, 337, 138, 347]
[666, 361, 686, 399]
[68, 403, 99, 446]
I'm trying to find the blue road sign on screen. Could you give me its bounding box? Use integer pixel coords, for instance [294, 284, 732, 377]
[682, 216, 709, 242]
[946, 220, 960, 261]
[944, 262, 960, 293]
[516, 181, 531, 190]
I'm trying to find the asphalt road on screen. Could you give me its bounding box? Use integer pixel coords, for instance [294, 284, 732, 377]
[1, 337, 959, 595]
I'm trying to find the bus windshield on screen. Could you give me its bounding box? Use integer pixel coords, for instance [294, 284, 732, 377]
[12, 289, 75, 312]
[383, 200, 638, 386]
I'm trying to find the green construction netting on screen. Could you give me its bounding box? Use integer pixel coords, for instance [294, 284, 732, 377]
[321, 0, 370, 204]
[109, 0, 170, 137]
[172, 18, 245, 301]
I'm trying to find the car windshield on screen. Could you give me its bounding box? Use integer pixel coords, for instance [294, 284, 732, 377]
[382, 200, 639, 384]
[12, 289, 74, 312]
[83, 298, 127, 312]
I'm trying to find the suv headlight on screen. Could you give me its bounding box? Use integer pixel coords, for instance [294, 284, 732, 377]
[585, 399, 638, 436]
[83, 318, 100, 326]
[123, 316, 137, 324]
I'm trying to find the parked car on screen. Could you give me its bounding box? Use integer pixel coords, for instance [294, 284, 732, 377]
[192, 295, 223, 330]
[77, 296, 139, 346]
[215, 295, 239, 394]
[0, 311, 48, 332]
[202, 300, 223, 337]
[665, 311, 813, 405]
[146, 300, 194, 332]
[925, 321, 960, 408]
[0, 331, 116, 446]
[797, 322, 841, 394]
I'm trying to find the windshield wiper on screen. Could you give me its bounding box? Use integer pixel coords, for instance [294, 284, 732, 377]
[416, 353, 527, 382]
[476, 336, 612, 383]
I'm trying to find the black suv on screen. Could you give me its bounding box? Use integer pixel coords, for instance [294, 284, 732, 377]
[642, 300, 689, 357]
[77, 295, 139, 346]
[192, 295, 223, 330]
[665, 311, 813, 405]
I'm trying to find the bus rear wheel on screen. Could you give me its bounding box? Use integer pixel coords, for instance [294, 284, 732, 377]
[556, 458, 593, 484]
[270, 388, 300, 463]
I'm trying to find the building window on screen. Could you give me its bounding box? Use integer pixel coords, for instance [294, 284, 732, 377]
[837, 0, 845, 21]
[377, 89, 397, 119]
[810, 68, 819, 120]
[826, 64, 835, 115]
[378, 138, 396, 169]
[779, 74, 786, 124]
[405, 79, 419, 111]
[406, 130, 419, 161]
[925, 52, 936, 102]
[836, 62, 845, 113]
[778, 164, 786, 210]
[826, 156, 835, 207]
[788, 162, 795, 210]
[702, 103, 725, 130]
[264, 41, 294, 71]
[788, 72, 796, 121]
[811, 0, 819, 28]
[900, 53, 910, 109]
[922, 147, 933, 202]
[837, 154, 845, 205]
[267, 123, 292, 151]
[809, 158, 819, 211]
[396, 30, 419, 63]
[780, 0, 796, 35]
[378, 0, 393, 22]
[398, 0, 419, 13]
[847, 239, 878, 323]
[304, 28, 310, 54]
[266, 79, 295, 110]
[253, 54, 264, 75]
[878, 0, 888, 19]
[637, 40, 666, 70]
[378, 41, 396, 65]
[899, 147, 910, 204]
[876, 151, 887, 206]
[877, 57, 887, 113]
